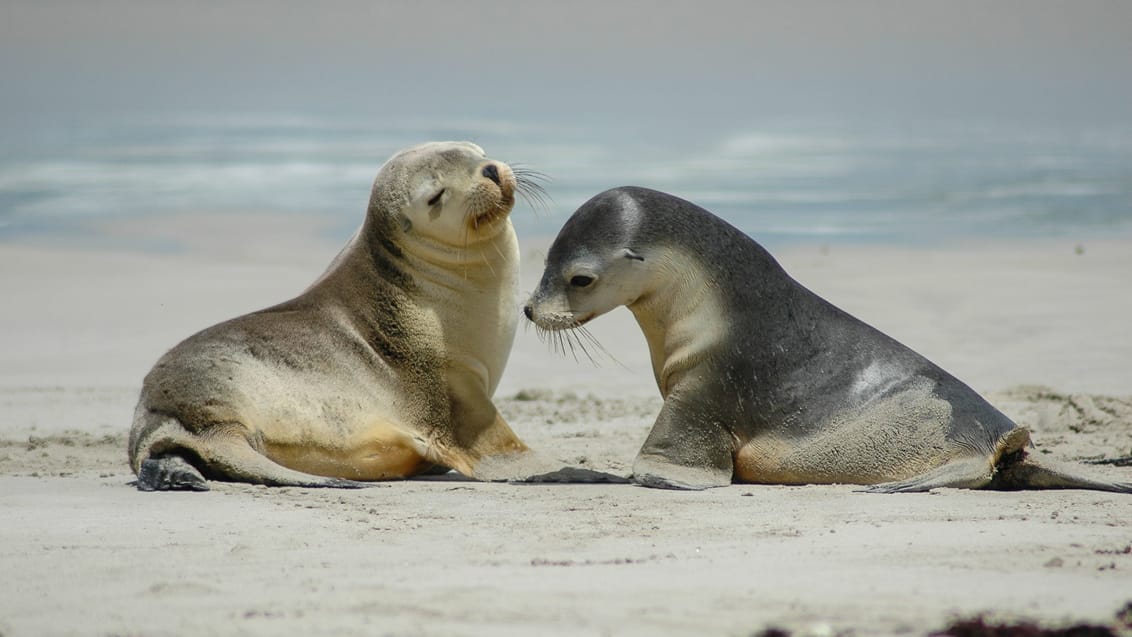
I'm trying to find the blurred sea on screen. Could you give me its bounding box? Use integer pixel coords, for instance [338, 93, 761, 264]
[2, 111, 1131, 249]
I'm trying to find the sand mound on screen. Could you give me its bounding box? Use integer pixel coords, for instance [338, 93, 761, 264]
[989, 385, 1132, 463]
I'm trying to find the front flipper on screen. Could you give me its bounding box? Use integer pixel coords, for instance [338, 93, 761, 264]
[507, 461, 628, 484]
[438, 408, 626, 483]
[630, 399, 734, 490]
[438, 374, 628, 484]
[469, 448, 627, 483]
[633, 455, 731, 490]
[516, 466, 629, 484]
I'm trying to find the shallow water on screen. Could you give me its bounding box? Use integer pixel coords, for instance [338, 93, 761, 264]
[2, 111, 1131, 248]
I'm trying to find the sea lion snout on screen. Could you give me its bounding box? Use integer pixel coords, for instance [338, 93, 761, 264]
[477, 160, 513, 193]
[468, 161, 516, 229]
[481, 163, 501, 185]
[521, 295, 572, 331]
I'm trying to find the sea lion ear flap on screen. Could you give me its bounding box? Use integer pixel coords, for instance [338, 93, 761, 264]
[623, 248, 645, 262]
[397, 214, 413, 233]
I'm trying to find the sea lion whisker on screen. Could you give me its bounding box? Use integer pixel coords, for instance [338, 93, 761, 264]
[544, 328, 557, 354]
[574, 325, 626, 369]
[511, 164, 550, 180]
[562, 329, 581, 362]
[517, 180, 550, 199]
[512, 165, 552, 213]
[488, 235, 507, 263]
[460, 221, 472, 281]
[564, 326, 597, 365]
[511, 165, 551, 191]
[518, 185, 551, 213]
[555, 330, 569, 359]
[475, 238, 498, 278]
[531, 313, 605, 363]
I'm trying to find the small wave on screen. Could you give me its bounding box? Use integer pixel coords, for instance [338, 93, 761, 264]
[3, 113, 1131, 245]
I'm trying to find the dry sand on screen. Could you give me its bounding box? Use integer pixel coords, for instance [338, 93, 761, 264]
[1, 214, 1131, 636]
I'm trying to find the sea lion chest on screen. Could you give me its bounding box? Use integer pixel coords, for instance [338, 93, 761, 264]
[399, 227, 521, 397]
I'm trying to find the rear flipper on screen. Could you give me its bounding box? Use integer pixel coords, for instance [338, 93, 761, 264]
[864, 427, 1017, 493]
[861, 457, 994, 493]
[864, 424, 1132, 494]
[990, 458, 1132, 493]
[134, 455, 210, 492]
[132, 441, 370, 492]
[417, 463, 453, 476]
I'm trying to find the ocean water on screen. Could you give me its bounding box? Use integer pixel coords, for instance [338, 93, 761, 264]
[2, 111, 1131, 249]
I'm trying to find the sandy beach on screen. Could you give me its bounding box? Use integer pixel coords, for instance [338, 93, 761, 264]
[1, 214, 1131, 637]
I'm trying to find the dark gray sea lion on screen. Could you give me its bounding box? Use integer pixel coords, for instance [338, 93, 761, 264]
[524, 186, 1132, 493]
[129, 141, 600, 491]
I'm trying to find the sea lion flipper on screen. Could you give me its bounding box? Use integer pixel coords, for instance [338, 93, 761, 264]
[134, 455, 210, 492]
[860, 457, 995, 493]
[632, 456, 731, 490]
[512, 466, 629, 484]
[989, 459, 1132, 493]
[455, 417, 626, 483]
[980, 427, 1132, 492]
[196, 437, 372, 488]
[133, 452, 370, 491]
[467, 448, 618, 483]
[439, 381, 621, 483]
[417, 463, 453, 476]
[630, 401, 733, 490]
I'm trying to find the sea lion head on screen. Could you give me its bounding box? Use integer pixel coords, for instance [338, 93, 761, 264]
[369, 141, 518, 245]
[524, 188, 653, 331]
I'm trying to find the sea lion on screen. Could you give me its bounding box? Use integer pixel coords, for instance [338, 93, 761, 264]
[129, 141, 598, 491]
[524, 186, 1132, 493]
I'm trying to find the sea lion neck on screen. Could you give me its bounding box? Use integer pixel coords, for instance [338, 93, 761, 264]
[624, 236, 815, 397]
[626, 247, 729, 397]
[361, 210, 514, 272]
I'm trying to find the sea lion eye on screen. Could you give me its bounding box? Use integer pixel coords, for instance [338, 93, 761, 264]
[428, 189, 445, 207]
[569, 275, 594, 288]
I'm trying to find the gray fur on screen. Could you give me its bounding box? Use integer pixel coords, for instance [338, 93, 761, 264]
[527, 186, 1132, 493]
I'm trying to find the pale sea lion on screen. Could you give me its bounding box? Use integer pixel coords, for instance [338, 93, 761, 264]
[129, 141, 602, 491]
[524, 186, 1132, 493]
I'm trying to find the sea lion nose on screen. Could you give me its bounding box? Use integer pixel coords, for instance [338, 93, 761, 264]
[482, 163, 501, 185]
[523, 305, 533, 320]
